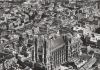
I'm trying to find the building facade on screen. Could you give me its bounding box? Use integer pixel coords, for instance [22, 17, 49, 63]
[47, 36, 68, 70]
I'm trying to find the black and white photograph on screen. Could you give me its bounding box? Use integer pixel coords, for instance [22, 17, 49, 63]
[0, 0, 100, 70]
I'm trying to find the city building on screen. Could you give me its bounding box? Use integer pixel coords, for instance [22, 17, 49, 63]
[47, 36, 68, 70]
[0, 0, 26, 2]
[32, 36, 47, 64]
